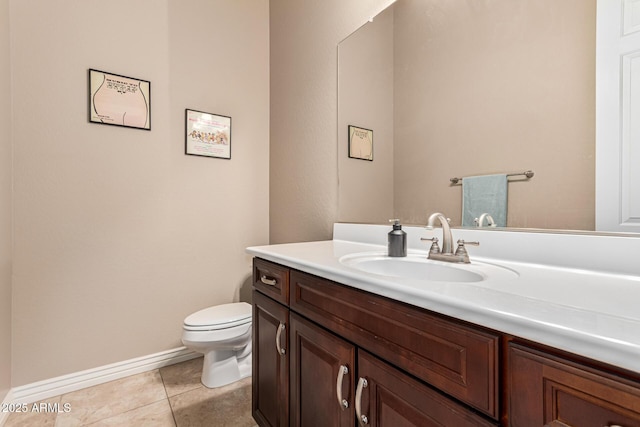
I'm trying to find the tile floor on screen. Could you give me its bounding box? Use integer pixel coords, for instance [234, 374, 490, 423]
[4, 357, 257, 427]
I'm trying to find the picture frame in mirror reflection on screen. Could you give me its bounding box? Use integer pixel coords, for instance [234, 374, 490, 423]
[185, 109, 232, 159]
[348, 125, 373, 161]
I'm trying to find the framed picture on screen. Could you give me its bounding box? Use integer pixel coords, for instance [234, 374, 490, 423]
[88, 69, 151, 130]
[185, 109, 232, 159]
[348, 125, 373, 161]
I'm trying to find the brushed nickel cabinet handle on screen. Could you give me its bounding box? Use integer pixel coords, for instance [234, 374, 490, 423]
[275, 323, 286, 355]
[336, 365, 349, 410]
[355, 377, 369, 426]
[260, 275, 277, 286]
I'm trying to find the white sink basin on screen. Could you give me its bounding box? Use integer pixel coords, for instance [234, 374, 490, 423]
[339, 252, 518, 283]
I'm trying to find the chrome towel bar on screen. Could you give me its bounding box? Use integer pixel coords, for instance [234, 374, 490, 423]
[450, 170, 534, 185]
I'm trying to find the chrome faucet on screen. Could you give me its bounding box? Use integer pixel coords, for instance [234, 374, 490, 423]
[422, 212, 479, 263]
[425, 212, 453, 254]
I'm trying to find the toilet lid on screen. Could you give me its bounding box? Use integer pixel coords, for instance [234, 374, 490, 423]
[183, 302, 252, 330]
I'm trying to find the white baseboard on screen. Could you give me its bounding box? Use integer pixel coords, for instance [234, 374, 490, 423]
[6, 347, 199, 407]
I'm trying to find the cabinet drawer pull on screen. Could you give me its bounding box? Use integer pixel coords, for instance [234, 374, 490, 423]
[355, 377, 369, 426]
[336, 365, 349, 410]
[260, 275, 277, 286]
[275, 322, 286, 355]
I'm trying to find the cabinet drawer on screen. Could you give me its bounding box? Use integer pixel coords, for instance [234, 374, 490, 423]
[289, 270, 499, 419]
[253, 258, 290, 305]
[508, 343, 640, 427]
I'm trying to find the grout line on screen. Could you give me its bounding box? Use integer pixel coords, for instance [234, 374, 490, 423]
[157, 363, 180, 427]
[158, 357, 205, 400]
[81, 397, 175, 427]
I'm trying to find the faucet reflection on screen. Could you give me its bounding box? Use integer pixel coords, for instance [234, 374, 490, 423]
[474, 213, 497, 228]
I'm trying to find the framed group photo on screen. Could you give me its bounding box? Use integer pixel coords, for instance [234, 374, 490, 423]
[185, 109, 232, 159]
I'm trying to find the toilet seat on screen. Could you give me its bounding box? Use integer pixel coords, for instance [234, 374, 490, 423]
[183, 302, 252, 331]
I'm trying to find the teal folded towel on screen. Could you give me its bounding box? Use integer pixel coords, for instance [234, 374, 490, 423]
[462, 174, 507, 227]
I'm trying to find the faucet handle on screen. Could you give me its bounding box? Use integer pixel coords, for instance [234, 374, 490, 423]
[454, 240, 479, 263]
[421, 237, 440, 255]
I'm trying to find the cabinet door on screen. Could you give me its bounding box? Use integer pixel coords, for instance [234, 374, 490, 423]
[508, 343, 640, 427]
[253, 290, 289, 427]
[355, 350, 497, 427]
[289, 313, 355, 427]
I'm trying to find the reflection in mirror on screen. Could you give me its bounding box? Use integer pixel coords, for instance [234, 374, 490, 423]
[338, 0, 596, 231]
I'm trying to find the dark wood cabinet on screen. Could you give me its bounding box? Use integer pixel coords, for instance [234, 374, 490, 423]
[252, 289, 289, 427]
[508, 343, 640, 427]
[289, 313, 355, 427]
[252, 257, 640, 427]
[357, 350, 496, 427]
[252, 258, 498, 426]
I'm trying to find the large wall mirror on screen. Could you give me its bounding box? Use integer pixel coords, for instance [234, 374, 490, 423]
[338, 0, 598, 231]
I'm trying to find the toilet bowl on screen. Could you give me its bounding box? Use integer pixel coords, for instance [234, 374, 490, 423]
[181, 302, 252, 388]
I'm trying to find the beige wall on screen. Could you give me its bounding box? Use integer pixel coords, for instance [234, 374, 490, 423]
[10, 0, 269, 386]
[338, 7, 395, 224]
[393, 0, 596, 229]
[270, 0, 393, 243]
[0, 0, 12, 401]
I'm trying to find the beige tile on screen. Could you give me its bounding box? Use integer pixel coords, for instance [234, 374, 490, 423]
[55, 370, 168, 427]
[4, 396, 61, 427]
[169, 377, 253, 427]
[86, 399, 175, 427]
[159, 357, 204, 397]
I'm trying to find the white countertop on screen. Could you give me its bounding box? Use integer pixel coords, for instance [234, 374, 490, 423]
[247, 223, 640, 374]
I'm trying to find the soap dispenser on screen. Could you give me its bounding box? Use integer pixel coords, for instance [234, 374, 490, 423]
[388, 219, 407, 257]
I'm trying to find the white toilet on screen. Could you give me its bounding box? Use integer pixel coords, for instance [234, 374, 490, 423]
[181, 302, 252, 388]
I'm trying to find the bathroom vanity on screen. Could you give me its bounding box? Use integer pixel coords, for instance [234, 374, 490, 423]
[248, 224, 640, 427]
